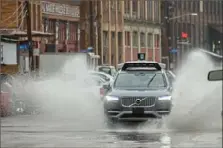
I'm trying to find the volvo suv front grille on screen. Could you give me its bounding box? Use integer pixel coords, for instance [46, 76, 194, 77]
[121, 97, 156, 107]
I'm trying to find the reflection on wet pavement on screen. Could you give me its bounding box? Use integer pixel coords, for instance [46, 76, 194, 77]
[1, 115, 222, 148]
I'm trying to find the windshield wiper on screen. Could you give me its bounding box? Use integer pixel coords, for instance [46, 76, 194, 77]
[147, 74, 156, 87]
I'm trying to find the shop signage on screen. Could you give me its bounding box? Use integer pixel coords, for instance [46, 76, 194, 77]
[42, 1, 80, 18]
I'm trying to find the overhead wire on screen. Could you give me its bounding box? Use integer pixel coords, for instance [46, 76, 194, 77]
[0, 4, 26, 29]
[0, 3, 23, 25]
[17, 10, 27, 31]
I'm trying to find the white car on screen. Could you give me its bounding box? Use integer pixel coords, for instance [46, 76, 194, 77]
[96, 65, 117, 77]
[89, 71, 114, 84]
[85, 75, 109, 99]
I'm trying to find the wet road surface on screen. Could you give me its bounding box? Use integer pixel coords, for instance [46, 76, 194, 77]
[1, 115, 222, 148]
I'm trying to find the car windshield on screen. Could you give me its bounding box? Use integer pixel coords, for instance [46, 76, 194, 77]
[114, 72, 167, 89]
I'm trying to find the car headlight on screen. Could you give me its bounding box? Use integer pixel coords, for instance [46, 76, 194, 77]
[158, 96, 172, 101]
[105, 96, 119, 101]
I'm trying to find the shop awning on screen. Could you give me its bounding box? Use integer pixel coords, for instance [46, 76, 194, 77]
[31, 31, 54, 37]
[0, 29, 26, 36]
[0, 29, 54, 37]
[209, 25, 223, 34]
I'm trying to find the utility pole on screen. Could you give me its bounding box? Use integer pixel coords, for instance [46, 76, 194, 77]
[115, 1, 118, 67]
[25, 0, 34, 72]
[97, 1, 102, 65]
[89, 0, 94, 49]
[108, 0, 111, 65]
[161, 1, 171, 70]
[0, 35, 3, 64]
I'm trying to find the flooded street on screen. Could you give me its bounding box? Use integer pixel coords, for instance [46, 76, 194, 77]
[1, 51, 222, 147]
[1, 115, 222, 148]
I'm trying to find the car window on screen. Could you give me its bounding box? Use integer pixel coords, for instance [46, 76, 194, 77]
[114, 72, 167, 89]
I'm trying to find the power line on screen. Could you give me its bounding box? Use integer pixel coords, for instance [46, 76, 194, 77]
[0, 5, 26, 29]
[18, 11, 27, 31]
[0, 4, 23, 25]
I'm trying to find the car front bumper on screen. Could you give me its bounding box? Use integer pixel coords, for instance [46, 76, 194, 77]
[104, 100, 172, 121]
[106, 110, 170, 121]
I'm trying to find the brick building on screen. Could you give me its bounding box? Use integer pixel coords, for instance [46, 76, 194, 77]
[0, 0, 44, 47]
[162, 1, 223, 68]
[0, 0, 46, 72]
[80, 0, 124, 66]
[123, 0, 162, 62]
[41, 1, 80, 53]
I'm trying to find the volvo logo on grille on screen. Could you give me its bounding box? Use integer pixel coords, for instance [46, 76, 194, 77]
[135, 99, 141, 105]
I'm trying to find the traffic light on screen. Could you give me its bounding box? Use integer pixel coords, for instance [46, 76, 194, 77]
[181, 32, 188, 38]
[179, 32, 189, 43]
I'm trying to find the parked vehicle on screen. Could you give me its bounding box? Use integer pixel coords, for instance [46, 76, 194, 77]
[96, 65, 117, 77]
[0, 91, 12, 117]
[89, 71, 114, 83]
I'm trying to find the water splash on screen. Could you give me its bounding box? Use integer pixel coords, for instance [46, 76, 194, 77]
[165, 49, 222, 131]
[12, 55, 105, 130]
[10, 50, 222, 132]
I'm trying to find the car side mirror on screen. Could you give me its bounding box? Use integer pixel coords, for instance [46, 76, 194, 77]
[208, 70, 223, 81]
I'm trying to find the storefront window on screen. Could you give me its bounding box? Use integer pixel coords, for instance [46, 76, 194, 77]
[133, 31, 138, 47]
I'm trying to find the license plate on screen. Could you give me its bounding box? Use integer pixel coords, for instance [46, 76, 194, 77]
[132, 107, 144, 114]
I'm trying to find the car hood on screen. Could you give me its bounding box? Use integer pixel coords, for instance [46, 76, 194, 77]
[108, 88, 171, 97]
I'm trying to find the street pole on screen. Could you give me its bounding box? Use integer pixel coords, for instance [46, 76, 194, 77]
[0, 35, 2, 65]
[115, 1, 118, 67]
[97, 1, 102, 65]
[89, 0, 94, 49]
[161, 1, 171, 70]
[25, 0, 34, 72]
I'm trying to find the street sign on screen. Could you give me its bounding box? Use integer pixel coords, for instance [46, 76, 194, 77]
[33, 48, 40, 56]
[169, 48, 178, 53]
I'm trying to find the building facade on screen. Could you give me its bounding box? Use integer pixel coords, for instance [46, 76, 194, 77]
[41, 1, 80, 53]
[162, 1, 223, 69]
[102, 0, 124, 66]
[0, 0, 44, 72]
[80, 0, 124, 66]
[0, 0, 43, 46]
[123, 0, 162, 62]
[0, 0, 81, 72]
